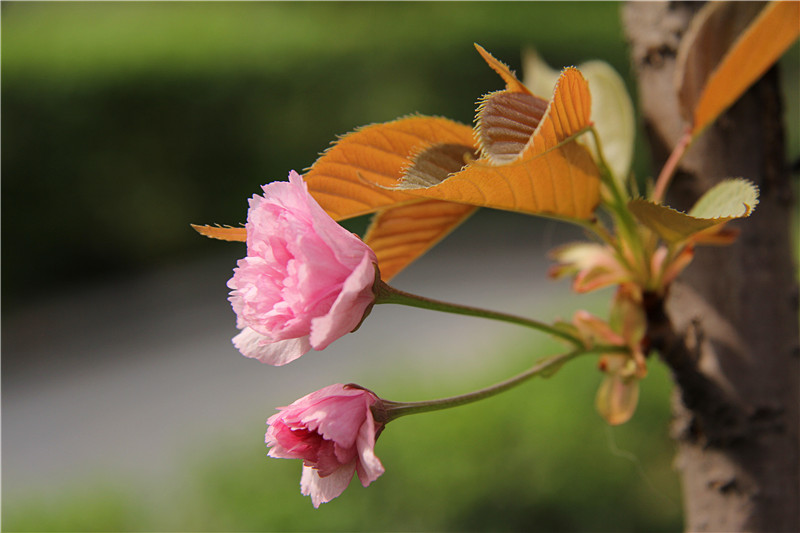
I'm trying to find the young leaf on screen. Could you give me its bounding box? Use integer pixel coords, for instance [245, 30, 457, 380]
[523, 51, 635, 185]
[363, 200, 477, 281]
[361, 141, 480, 280]
[474, 43, 530, 94]
[677, 1, 800, 136]
[476, 90, 548, 164]
[303, 116, 477, 220]
[628, 200, 724, 243]
[629, 178, 759, 243]
[473, 45, 548, 164]
[675, 2, 763, 123]
[398, 63, 601, 219]
[688, 178, 759, 219]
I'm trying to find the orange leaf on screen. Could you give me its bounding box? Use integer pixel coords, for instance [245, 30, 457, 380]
[191, 224, 246, 242]
[676, 2, 763, 123]
[303, 116, 477, 221]
[680, 1, 800, 136]
[474, 45, 547, 163]
[362, 141, 480, 278]
[398, 66, 601, 219]
[474, 43, 531, 94]
[476, 88, 549, 164]
[363, 200, 477, 281]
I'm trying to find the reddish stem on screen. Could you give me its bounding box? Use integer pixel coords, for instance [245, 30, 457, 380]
[652, 128, 693, 203]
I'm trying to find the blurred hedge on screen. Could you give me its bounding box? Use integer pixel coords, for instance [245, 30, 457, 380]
[1, 2, 630, 309]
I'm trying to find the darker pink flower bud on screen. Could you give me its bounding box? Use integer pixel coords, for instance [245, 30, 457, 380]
[266, 383, 385, 507]
[227, 171, 379, 365]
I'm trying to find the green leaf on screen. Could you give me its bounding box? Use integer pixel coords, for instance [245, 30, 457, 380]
[628, 179, 758, 243]
[629, 200, 722, 243]
[688, 178, 759, 219]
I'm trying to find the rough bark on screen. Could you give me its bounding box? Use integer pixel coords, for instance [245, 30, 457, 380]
[623, 2, 799, 532]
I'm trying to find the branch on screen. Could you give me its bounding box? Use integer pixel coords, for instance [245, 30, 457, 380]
[644, 285, 747, 446]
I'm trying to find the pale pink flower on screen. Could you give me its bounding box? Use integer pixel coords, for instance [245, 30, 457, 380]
[650, 244, 695, 288]
[227, 171, 379, 365]
[549, 242, 630, 293]
[266, 383, 385, 507]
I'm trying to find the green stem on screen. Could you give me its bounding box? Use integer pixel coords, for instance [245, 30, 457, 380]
[588, 126, 647, 276]
[376, 282, 584, 347]
[588, 125, 623, 197]
[377, 346, 623, 423]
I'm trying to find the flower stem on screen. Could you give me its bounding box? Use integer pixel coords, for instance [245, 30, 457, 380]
[375, 282, 584, 347]
[377, 347, 621, 423]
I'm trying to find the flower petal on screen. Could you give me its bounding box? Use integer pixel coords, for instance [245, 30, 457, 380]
[300, 462, 356, 508]
[232, 327, 311, 366]
[228, 171, 379, 363]
[355, 414, 385, 487]
[309, 253, 377, 350]
[301, 394, 370, 450]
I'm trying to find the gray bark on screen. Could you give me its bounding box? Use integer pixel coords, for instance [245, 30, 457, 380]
[623, 2, 799, 531]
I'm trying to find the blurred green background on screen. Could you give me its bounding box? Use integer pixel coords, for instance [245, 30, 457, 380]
[2, 1, 639, 311]
[3, 1, 797, 310]
[5, 344, 683, 532]
[9, 1, 797, 531]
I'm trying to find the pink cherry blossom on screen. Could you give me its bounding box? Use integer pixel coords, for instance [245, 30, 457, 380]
[266, 383, 385, 507]
[549, 242, 631, 293]
[227, 171, 379, 365]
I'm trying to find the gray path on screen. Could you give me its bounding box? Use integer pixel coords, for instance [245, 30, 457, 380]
[2, 212, 587, 503]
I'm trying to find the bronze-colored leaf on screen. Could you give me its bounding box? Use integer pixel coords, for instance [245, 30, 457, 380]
[474, 43, 530, 93]
[364, 200, 477, 281]
[677, 1, 800, 135]
[303, 115, 477, 220]
[473, 45, 550, 164]
[477, 90, 549, 164]
[523, 50, 636, 186]
[191, 224, 246, 242]
[401, 143, 477, 188]
[398, 66, 601, 219]
[676, 2, 765, 123]
[361, 142, 478, 279]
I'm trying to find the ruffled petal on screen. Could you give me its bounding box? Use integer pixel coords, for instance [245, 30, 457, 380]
[300, 462, 356, 508]
[302, 394, 368, 450]
[354, 414, 385, 487]
[309, 253, 377, 350]
[232, 327, 311, 366]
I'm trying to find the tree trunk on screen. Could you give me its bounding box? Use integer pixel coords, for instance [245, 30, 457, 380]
[623, 2, 799, 532]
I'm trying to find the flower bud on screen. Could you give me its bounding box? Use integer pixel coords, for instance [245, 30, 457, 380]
[265, 383, 385, 507]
